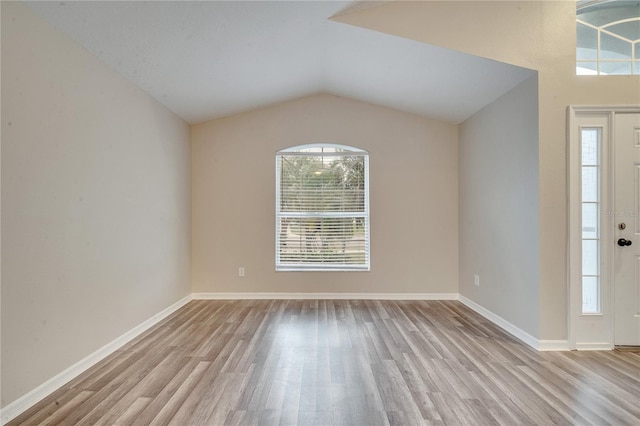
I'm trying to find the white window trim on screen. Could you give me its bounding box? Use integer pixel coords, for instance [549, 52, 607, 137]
[275, 143, 370, 272]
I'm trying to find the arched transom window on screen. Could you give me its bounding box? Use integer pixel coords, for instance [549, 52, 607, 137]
[577, 0, 640, 75]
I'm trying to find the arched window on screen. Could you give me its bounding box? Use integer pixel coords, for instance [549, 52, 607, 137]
[577, 0, 640, 75]
[275, 144, 370, 271]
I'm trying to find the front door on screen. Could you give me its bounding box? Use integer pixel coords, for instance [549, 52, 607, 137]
[614, 113, 640, 346]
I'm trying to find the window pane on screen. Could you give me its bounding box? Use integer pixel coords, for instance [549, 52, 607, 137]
[280, 155, 365, 213]
[577, 22, 598, 60]
[581, 128, 599, 165]
[277, 216, 367, 265]
[600, 61, 632, 74]
[606, 20, 640, 42]
[600, 32, 632, 60]
[582, 203, 599, 239]
[577, 62, 598, 75]
[582, 166, 599, 202]
[582, 239, 599, 276]
[582, 276, 600, 314]
[577, 4, 640, 27]
[635, 61, 640, 74]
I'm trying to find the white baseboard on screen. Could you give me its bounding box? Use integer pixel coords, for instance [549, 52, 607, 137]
[574, 342, 613, 351]
[0, 294, 192, 425]
[192, 292, 460, 300]
[538, 340, 572, 351]
[458, 295, 570, 352]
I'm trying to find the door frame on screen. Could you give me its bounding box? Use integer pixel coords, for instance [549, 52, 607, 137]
[568, 105, 640, 350]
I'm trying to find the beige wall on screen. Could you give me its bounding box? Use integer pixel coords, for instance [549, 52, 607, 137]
[1, 2, 191, 407]
[335, 0, 640, 340]
[192, 94, 458, 294]
[459, 75, 539, 336]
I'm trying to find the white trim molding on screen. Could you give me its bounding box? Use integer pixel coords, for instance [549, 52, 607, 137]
[192, 292, 460, 300]
[574, 342, 614, 351]
[459, 296, 570, 352]
[0, 295, 193, 425]
[538, 340, 573, 351]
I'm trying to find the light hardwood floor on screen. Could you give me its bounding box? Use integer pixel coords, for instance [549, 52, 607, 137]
[9, 300, 640, 425]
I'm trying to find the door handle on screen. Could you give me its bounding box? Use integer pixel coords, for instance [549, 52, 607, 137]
[617, 238, 633, 247]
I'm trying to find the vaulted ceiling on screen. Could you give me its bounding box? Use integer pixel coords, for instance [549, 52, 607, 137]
[26, 1, 535, 124]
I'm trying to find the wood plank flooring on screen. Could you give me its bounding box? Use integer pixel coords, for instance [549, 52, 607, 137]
[9, 300, 640, 425]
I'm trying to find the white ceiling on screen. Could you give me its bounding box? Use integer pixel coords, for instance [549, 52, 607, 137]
[25, 1, 535, 124]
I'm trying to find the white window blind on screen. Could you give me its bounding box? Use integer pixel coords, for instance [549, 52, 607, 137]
[276, 144, 370, 271]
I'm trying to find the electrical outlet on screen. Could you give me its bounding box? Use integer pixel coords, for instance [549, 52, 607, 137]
[474, 274, 480, 287]
[239, 267, 245, 277]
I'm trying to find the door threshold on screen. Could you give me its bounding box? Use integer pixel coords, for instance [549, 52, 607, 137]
[614, 345, 640, 352]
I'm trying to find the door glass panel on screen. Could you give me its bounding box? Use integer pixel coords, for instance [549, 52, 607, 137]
[582, 276, 600, 314]
[582, 166, 599, 201]
[582, 239, 599, 276]
[582, 129, 599, 165]
[582, 203, 599, 239]
[581, 127, 602, 314]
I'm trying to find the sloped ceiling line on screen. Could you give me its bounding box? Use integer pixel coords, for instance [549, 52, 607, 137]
[25, 0, 535, 124]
